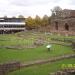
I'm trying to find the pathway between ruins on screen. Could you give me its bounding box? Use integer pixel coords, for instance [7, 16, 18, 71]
[21, 54, 75, 68]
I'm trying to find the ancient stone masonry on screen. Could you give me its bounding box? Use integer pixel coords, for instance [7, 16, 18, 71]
[0, 54, 75, 75]
[0, 62, 20, 75]
[50, 68, 75, 75]
[50, 9, 75, 35]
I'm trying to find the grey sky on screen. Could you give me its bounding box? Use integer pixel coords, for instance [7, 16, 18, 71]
[0, 0, 75, 18]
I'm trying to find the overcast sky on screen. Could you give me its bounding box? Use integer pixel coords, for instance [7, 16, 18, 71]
[0, 0, 75, 18]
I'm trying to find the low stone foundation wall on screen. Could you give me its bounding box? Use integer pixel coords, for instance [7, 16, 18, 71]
[50, 68, 75, 75]
[21, 54, 75, 68]
[0, 62, 20, 75]
[50, 31, 75, 36]
[0, 54, 75, 75]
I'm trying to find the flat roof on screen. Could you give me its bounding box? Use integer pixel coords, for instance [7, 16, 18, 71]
[0, 28, 25, 30]
[0, 22, 25, 25]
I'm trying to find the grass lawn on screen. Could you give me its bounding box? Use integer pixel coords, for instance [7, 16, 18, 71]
[0, 33, 74, 63]
[0, 32, 75, 75]
[8, 58, 75, 75]
[0, 44, 74, 63]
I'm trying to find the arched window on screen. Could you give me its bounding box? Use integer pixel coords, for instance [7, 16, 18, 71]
[55, 22, 58, 30]
[65, 23, 69, 31]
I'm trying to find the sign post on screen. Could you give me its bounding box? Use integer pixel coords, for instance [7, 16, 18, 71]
[46, 45, 52, 51]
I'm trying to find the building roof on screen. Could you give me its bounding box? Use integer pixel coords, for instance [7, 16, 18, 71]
[0, 22, 25, 25]
[0, 18, 25, 22]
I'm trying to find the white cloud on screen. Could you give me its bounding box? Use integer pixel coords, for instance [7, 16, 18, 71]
[0, 0, 75, 18]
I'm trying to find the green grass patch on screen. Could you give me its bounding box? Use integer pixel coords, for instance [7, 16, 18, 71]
[0, 44, 74, 63]
[8, 58, 75, 75]
[0, 33, 74, 63]
[0, 32, 75, 75]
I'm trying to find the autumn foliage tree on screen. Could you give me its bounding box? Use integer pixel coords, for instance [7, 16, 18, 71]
[26, 16, 36, 29]
[26, 15, 50, 30]
[41, 15, 49, 26]
[35, 15, 42, 27]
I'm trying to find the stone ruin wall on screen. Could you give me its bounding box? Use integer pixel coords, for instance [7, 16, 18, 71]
[50, 18, 75, 36]
[0, 62, 20, 75]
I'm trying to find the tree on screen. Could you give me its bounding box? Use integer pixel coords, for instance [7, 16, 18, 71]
[18, 15, 24, 18]
[53, 6, 62, 12]
[4, 15, 8, 18]
[42, 15, 49, 26]
[48, 16, 51, 24]
[12, 16, 16, 18]
[26, 16, 36, 29]
[26, 15, 50, 30]
[35, 15, 42, 27]
[51, 6, 62, 17]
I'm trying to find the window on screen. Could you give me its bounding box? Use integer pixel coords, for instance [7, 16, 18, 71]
[55, 22, 58, 30]
[65, 23, 69, 31]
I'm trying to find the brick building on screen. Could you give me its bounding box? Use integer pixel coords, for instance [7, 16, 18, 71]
[50, 9, 75, 35]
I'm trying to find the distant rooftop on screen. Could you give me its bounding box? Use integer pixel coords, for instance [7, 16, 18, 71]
[0, 22, 25, 25]
[0, 18, 25, 22]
